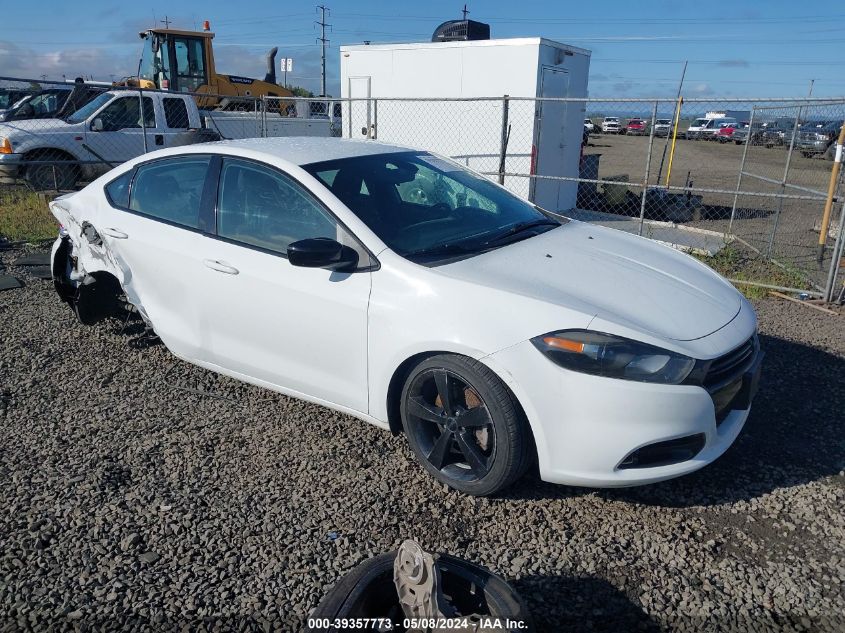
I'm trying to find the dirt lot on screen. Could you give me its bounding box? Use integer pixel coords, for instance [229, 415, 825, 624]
[583, 133, 840, 287]
[0, 245, 844, 632]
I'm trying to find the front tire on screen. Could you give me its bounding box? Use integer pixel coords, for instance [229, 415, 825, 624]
[400, 354, 533, 496]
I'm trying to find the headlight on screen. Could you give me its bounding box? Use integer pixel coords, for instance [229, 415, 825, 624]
[531, 329, 695, 384]
[0, 137, 12, 154]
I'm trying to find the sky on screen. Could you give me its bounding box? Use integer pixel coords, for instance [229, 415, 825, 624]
[1, 0, 843, 98]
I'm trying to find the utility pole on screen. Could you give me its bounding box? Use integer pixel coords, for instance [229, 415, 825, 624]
[462, 4, 469, 19]
[160, 15, 172, 29]
[316, 5, 331, 97]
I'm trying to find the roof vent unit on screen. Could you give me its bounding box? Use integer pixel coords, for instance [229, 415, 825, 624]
[431, 19, 490, 42]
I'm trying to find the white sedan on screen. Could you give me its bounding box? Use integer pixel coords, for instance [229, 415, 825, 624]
[50, 138, 762, 496]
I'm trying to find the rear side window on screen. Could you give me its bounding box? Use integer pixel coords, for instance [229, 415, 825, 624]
[105, 171, 132, 208]
[128, 156, 210, 228]
[163, 98, 190, 129]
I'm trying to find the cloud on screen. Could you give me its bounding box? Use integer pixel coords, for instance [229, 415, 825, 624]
[0, 38, 341, 96]
[688, 82, 715, 95]
[611, 80, 636, 94]
[718, 59, 749, 68]
[0, 40, 137, 81]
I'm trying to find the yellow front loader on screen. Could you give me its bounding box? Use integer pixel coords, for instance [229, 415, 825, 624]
[121, 21, 294, 111]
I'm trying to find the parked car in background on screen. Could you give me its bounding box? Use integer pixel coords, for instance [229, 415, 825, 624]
[601, 116, 621, 134]
[686, 117, 737, 140]
[49, 137, 763, 496]
[0, 90, 217, 190]
[0, 84, 109, 123]
[731, 122, 766, 146]
[715, 122, 744, 143]
[625, 118, 646, 136]
[584, 118, 595, 134]
[759, 119, 799, 148]
[0, 88, 37, 119]
[798, 120, 842, 160]
[653, 118, 674, 137]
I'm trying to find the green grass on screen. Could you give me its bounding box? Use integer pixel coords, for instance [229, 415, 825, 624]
[695, 246, 810, 299]
[0, 189, 58, 242]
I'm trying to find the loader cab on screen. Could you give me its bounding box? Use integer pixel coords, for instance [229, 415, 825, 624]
[138, 29, 214, 94]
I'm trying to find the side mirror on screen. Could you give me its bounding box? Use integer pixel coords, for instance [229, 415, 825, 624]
[287, 237, 358, 272]
[91, 118, 104, 132]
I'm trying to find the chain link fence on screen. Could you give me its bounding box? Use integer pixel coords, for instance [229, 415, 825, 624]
[2, 74, 844, 300]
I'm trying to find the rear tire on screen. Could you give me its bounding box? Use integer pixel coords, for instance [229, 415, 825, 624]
[400, 354, 533, 496]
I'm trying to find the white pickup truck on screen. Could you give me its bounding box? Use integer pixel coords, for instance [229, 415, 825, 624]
[0, 90, 219, 190]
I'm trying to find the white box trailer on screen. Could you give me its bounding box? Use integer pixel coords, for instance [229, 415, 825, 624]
[340, 37, 590, 211]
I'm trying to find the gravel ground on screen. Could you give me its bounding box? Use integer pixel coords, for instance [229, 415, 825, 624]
[0, 244, 843, 632]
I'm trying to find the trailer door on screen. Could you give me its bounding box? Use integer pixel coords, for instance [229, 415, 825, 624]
[532, 67, 569, 210]
[346, 76, 372, 139]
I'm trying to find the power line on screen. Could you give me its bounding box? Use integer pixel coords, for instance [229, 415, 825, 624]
[316, 5, 331, 97]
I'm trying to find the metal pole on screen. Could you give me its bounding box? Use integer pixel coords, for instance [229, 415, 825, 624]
[766, 101, 806, 258]
[138, 86, 148, 154]
[823, 198, 845, 302]
[261, 95, 267, 138]
[728, 107, 756, 235]
[372, 98, 378, 139]
[498, 95, 510, 185]
[816, 120, 845, 263]
[664, 96, 684, 188]
[655, 61, 687, 185]
[638, 101, 659, 236]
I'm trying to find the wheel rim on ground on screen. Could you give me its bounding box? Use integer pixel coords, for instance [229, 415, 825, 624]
[405, 368, 497, 483]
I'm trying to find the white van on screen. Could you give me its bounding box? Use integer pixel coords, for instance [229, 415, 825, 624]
[686, 117, 737, 140]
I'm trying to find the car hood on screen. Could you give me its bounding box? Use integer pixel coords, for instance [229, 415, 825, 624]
[0, 117, 71, 136]
[436, 221, 741, 342]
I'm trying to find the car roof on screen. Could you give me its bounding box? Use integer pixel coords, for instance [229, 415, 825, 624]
[207, 137, 414, 166]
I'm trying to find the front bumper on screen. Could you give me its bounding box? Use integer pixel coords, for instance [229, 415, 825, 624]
[486, 331, 760, 487]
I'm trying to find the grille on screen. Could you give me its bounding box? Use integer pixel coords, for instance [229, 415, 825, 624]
[704, 335, 756, 391]
[703, 335, 758, 424]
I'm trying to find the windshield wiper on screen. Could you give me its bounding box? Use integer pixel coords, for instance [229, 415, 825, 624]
[481, 218, 560, 247]
[405, 241, 478, 260]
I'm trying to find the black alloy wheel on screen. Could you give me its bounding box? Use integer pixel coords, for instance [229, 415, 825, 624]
[401, 354, 532, 496]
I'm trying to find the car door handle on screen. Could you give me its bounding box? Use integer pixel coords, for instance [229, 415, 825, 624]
[203, 259, 239, 275]
[101, 227, 128, 239]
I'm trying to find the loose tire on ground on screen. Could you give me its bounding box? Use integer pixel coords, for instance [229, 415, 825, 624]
[308, 551, 532, 632]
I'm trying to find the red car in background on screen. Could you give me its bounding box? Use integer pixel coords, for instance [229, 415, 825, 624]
[716, 122, 747, 143]
[625, 118, 646, 135]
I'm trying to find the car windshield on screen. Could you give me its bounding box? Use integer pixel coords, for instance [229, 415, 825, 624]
[66, 92, 113, 123]
[303, 151, 562, 263]
[692, 118, 708, 127]
[656, 119, 671, 124]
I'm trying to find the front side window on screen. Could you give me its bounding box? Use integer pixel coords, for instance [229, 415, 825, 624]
[217, 158, 339, 254]
[67, 92, 112, 124]
[96, 96, 156, 131]
[304, 151, 561, 262]
[128, 156, 210, 228]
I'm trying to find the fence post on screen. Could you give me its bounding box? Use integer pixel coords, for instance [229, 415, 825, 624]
[372, 98, 378, 139]
[728, 107, 756, 236]
[261, 96, 268, 138]
[638, 101, 659, 236]
[766, 103, 805, 258]
[824, 198, 845, 302]
[497, 95, 510, 185]
[138, 86, 148, 154]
